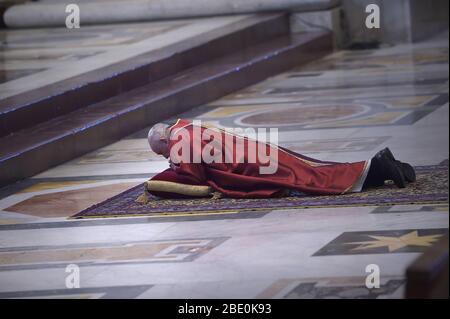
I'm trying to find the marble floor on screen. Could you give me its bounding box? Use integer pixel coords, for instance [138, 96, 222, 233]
[0, 31, 448, 299]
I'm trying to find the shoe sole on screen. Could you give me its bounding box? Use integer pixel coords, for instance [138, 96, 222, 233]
[378, 152, 407, 188]
[400, 162, 416, 183]
[381, 148, 416, 183]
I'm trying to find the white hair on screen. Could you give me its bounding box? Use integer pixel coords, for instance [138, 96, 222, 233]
[148, 123, 169, 154]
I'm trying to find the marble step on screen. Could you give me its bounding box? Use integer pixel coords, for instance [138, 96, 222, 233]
[4, 0, 339, 28]
[0, 32, 332, 187]
[0, 14, 288, 138]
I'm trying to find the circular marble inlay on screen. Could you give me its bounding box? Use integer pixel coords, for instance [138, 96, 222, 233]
[240, 104, 366, 126]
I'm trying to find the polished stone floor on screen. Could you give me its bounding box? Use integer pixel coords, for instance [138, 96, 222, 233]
[0, 31, 448, 299]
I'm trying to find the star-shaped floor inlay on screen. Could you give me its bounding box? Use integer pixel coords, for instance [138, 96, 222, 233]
[346, 231, 443, 252]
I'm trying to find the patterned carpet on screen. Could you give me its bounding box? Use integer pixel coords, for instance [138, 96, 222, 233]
[72, 165, 449, 219]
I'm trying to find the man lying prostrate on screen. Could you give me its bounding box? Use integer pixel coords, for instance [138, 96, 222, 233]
[144, 119, 416, 199]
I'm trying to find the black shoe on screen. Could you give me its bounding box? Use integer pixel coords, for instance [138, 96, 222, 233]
[399, 162, 416, 183]
[376, 148, 416, 183]
[375, 150, 407, 188]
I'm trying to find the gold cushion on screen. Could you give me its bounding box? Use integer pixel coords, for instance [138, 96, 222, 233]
[145, 180, 213, 197]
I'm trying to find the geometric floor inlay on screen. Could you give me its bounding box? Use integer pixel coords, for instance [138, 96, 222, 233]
[196, 93, 448, 131]
[313, 228, 448, 256]
[283, 279, 405, 299]
[0, 237, 229, 271]
[0, 285, 153, 299]
[257, 276, 405, 299]
[5, 182, 140, 218]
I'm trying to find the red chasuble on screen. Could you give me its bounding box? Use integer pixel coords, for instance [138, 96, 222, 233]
[167, 119, 368, 199]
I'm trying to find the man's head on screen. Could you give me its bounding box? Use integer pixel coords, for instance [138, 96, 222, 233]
[148, 123, 170, 158]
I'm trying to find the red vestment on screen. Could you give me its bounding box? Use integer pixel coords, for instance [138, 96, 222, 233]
[167, 119, 368, 198]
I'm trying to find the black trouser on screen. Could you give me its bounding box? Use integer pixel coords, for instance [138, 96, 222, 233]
[363, 156, 388, 189]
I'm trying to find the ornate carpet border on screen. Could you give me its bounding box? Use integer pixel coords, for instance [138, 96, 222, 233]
[71, 164, 449, 219]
